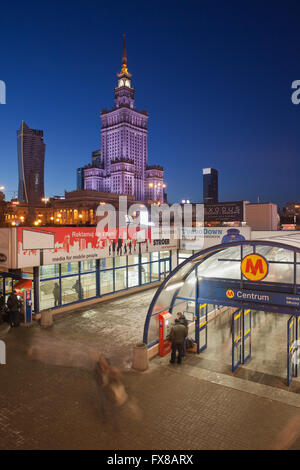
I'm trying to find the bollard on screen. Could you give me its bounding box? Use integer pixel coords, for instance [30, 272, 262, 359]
[40, 309, 53, 328]
[132, 342, 148, 371]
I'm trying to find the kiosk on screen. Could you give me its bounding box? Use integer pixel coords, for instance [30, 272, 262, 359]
[158, 311, 172, 357]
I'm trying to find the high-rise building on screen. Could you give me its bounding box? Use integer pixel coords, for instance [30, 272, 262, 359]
[77, 167, 84, 190]
[84, 36, 165, 202]
[203, 168, 218, 203]
[91, 150, 102, 167]
[17, 121, 45, 205]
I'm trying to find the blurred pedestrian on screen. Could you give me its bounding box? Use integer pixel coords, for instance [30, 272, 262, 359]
[94, 354, 128, 424]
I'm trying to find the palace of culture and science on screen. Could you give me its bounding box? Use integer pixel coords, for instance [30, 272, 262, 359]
[80, 36, 166, 203]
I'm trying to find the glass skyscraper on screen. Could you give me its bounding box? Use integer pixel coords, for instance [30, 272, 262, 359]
[203, 168, 218, 203]
[17, 121, 45, 204]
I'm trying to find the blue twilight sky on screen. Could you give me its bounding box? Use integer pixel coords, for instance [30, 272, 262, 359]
[0, 0, 300, 207]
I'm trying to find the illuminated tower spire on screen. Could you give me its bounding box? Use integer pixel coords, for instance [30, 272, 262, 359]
[115, 34, 134, 107]
[121, 34, 128, 74]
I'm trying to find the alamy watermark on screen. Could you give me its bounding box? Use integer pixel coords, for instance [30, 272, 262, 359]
[95, 196, 205, 247]
[291, 80, 300, 104]
[0, 80, 6, 104]
[0, 340, 6, 364]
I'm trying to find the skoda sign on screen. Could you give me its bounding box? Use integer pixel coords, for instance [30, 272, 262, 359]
[241, 254, 268, 282]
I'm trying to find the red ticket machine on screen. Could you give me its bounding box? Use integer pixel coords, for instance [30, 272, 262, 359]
[158, 311, 172, 357]
[14, 279, 33, 324]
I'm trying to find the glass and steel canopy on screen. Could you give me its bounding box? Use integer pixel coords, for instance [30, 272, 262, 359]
[143, 235, 300, 347]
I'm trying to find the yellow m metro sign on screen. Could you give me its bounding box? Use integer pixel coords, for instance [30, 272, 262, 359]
[241, 254, 269, 281]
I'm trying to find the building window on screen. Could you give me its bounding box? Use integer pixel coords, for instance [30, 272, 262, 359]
[178, 250, 194, 265]
[81, 272, 97, 299]
[61, 275, 80, 305]
[141, 263, 150, 284]
[100, 270, 114, 295]
[115, 267, 127, 291]
[38, 250, 172, 312]
[61, 262, 79, 276]
[40, 279, 60, 310]
[40, 264, 59, 280]
[81, 260, 96, 273]
[151, 261, 160, 282]
[128, 265, 139, 287]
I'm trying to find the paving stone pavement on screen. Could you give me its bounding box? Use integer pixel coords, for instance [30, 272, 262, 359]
[1, 289, 300, 450]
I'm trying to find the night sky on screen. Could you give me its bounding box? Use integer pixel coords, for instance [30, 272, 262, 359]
[1, 0, 300, 207]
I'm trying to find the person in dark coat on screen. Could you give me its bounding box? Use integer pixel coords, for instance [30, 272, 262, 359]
[177, 312, 188, 356]
[7, 290, 21, 327]
[177, 312, 188, 327]
[53, 282, 60, 307]
[73, 280, 83, 300]
[168, 318, 188, 364]
[117, 237, 123, 256]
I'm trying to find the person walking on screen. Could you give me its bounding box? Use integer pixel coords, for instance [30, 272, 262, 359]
[7, 290, 21, 327]
[53, 282, 60, 307]
[94, 354, 128, 425]
[168, 318, 188, 364]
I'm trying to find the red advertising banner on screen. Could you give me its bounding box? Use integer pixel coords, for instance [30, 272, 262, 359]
[17, 227, 178, 268]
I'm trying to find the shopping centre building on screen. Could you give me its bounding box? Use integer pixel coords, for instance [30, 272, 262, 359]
[0, 226, 178, 314]
[0, 224, 292, 315]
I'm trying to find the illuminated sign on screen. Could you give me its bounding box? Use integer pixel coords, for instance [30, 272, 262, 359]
[241, 254, 268, 281]
[200, 282, 300, 310]
[204, 201, 244, 222]
[226, 289, 235, 299]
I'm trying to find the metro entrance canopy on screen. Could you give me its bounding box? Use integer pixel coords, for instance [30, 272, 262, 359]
[143, 234, 300, 348]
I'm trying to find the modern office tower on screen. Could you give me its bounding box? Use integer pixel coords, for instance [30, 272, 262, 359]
[77, 167, 84, 190]
[203, 168, 218, 203]
[17, 121, 45, 205]
[91, 150, 102, 167]
[84, 36, 165, 202]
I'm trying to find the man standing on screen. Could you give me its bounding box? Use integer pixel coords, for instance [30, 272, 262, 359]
[7, 290, 21, 327]
[168, 318, 188, 364]
[53, 282, 60, 307]
[177, 312, 188, 357]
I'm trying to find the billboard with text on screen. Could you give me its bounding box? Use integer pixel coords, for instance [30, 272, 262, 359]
[17, 227, 178, 268]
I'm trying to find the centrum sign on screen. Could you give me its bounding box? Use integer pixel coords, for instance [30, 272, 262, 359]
[201, 284, 300, 310]
[226, 288, 270, 303]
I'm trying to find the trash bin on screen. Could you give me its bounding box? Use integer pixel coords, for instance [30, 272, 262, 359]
[132, 342, 148, 371]
[40, 309, 53, 328]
